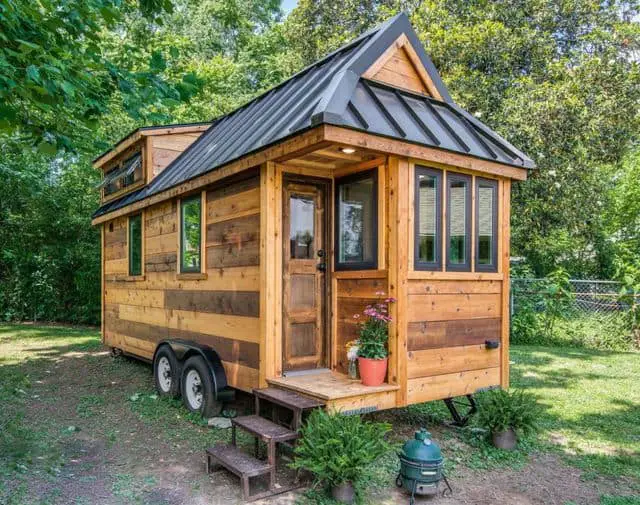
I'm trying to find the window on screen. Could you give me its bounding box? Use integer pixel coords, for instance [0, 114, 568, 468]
[290, 195, 315, 259]
[476, 178, 498, 271]
[414, 166, 442, 270]
[180, 195, 202, 273]
[128, 214, 142, 276]
[335, 170, 377, 270]
[103, 152, 143, 197]
[446, 173, 471, 271]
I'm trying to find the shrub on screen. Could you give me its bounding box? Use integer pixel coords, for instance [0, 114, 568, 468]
[291, 409, 391, 487]
[476, 389, 540, 435]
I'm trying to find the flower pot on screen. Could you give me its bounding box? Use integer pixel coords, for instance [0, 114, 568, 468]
[358, 357, 388, 386]
[331, 481, 355, 504]
[492, 428, 517, 450]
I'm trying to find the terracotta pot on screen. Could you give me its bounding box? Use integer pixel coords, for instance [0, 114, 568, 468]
[358, 357, 388, 386]
[331, 481, 355, 504]
[492, 428, 517, 450]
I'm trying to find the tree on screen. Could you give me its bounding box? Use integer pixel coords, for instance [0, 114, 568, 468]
[282, 0, 640, 277]
[0, 0, 196, 152]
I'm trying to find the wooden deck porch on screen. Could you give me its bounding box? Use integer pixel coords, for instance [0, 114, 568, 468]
[267, 371, 399, 414]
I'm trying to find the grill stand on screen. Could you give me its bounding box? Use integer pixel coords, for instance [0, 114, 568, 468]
[395, 472, 453, 504]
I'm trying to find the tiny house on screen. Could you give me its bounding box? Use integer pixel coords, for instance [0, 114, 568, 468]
[92, 14, 534, 417]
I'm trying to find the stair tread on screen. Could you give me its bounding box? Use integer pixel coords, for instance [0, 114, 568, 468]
[233, 415, 299, 441]
[206, 443, 271, 477]
[253, 387, 324, 411]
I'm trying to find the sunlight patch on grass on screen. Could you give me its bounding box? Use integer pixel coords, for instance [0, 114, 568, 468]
[511, 346, 640, 478]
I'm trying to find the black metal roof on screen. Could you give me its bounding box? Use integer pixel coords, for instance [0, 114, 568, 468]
[93, 13, 533, 219]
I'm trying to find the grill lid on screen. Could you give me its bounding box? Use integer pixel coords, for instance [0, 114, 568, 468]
[400, 428, 443, 463]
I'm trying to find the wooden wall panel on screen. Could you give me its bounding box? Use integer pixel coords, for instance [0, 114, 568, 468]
[151, 133, 204, 179]
[407, 367, 500, 404]
[102, 175, 262, 392]
[334, 278, 389, 374]
[407, 293, 501, 322]
[407, 344, 500, 378]
[408, 318, 501, 351]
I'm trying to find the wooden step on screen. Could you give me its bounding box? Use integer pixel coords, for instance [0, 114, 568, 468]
[206, 443, 271, 478]
[253, 387, 325, 411]
[232, 415, 299, 443]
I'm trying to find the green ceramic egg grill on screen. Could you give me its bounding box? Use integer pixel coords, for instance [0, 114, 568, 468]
[395, 429, 452, 504]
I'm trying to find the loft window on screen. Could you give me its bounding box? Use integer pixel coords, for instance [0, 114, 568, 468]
[414, 166, 442, 270]
[335, 170, 377, 270]
[102, 152, 143, 196]
[180, 195, 202, 273]
[476, 178, 498, 271]
[128, 214, 142, 276]
[446, 173, 471, 271]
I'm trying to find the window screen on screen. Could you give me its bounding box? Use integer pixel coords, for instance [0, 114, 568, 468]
[476, 178, 498, 271]
[446, 173, 471, 270]
[414, 166, 442, 270]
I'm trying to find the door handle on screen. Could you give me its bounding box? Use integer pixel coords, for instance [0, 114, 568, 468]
[317, 262, 327, 272]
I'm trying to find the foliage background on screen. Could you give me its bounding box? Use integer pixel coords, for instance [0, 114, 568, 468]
[0, 0, 639, 325]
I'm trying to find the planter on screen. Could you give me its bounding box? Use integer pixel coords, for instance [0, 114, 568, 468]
[492, 428, 517, 450]
[331, 481, 355, 504]
[358, 357, 388, 386]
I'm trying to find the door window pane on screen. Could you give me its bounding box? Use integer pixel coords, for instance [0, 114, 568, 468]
[476, 179, 498, 271]
[447, 174, 471, 270]
[128, 214, 142, 276]
[336, 172, 377, 269]
[415, 167, 441, 269]
[181, 195, 201, 272]
[290, 195, 315, 259]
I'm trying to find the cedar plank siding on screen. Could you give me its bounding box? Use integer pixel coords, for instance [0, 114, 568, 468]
[102, 175, 261, 392]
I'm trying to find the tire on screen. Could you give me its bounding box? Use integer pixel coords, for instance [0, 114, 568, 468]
[181, 356, 223, 418]
[154, 346, 181, 398]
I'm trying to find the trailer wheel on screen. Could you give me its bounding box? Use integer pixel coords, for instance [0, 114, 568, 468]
[181, 356, 222, 418]
[154, 346, 181, 398]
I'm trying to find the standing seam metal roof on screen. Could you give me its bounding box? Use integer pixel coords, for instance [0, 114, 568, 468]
[93, 13, 533, 219]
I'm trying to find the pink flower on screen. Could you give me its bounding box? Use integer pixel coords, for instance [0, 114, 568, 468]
[385, 297, 397, 303]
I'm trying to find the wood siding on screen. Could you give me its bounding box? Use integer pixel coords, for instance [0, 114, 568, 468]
[102, 175, 261, 392]
[404, 165, 507, 404]
[151, 132, 204, 180]
[334, 276, 389, 374]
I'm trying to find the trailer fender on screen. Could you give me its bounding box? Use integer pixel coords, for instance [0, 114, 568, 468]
[154, 340, 228, 398]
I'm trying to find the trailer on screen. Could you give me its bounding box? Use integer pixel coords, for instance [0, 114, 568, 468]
[91, 13, 534, 420]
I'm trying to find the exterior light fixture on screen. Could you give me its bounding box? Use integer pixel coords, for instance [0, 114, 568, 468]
[340, 147, 356, 154]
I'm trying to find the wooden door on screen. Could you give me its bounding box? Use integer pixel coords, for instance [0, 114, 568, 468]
[282, 180, 327, 372]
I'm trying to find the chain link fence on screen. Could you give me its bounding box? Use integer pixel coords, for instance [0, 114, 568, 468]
[510, 278, 639, 350]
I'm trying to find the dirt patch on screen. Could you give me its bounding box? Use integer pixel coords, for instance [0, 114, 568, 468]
[3, 341, 638, 505]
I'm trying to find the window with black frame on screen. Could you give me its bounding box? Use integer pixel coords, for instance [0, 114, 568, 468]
[414, 166, 442, 270]
[180, 195, 202, 273]
[475, 178, 498, 271]
[335, 170, 377, 270]
[446, 173, 471, 271]
[128, 213, 142, 276]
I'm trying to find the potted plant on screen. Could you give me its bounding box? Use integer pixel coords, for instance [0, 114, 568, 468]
[476, 389, 540, 450]
[354, 293, 395, 386]
[291, 409, 390, 504]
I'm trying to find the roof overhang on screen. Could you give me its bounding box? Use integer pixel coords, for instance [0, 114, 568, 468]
[93, 122, 212, 169]
[91, 124, 527, 226]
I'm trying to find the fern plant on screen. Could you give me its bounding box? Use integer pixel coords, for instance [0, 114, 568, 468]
[476, 389, 540, 435]
[291, 409, 391, 486]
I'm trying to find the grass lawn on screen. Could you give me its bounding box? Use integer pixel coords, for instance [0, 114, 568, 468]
[0, 323, 639, 505]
